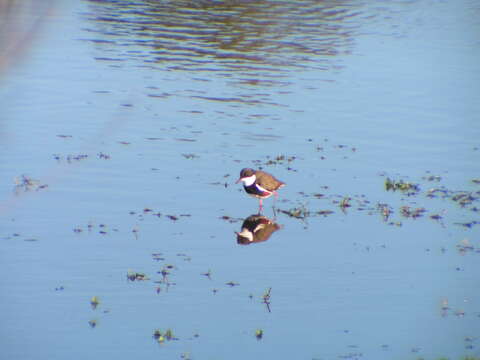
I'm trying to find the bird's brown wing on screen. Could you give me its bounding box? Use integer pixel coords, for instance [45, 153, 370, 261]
[255, 170, 285, 191]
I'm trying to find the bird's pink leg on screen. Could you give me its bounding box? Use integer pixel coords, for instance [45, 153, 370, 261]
[258, 198, 263, 213]
[273, 191, 279, 206]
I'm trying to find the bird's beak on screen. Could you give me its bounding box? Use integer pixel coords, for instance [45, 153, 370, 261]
[235, 178, 242, 184]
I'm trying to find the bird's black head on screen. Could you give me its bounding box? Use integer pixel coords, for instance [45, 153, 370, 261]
[239, 168, 255, 179]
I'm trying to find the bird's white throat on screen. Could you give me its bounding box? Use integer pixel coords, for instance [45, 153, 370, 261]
[241, 174, 256, 186]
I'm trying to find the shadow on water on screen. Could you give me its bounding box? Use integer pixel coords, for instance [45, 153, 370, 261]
[235, 213, 281, 245]
[83, 0, 359, 77]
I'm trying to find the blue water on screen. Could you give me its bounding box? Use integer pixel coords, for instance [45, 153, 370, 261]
[1, 0, 479, 359]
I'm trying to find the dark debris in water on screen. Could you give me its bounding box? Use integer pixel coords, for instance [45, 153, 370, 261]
[400, 206, 426, 219]
[209, 181, 229, 188]
[219, 215, 242, 223]
[317, 209, 334, 216]
[152, 253, 165, 261]
[338, 352, 363, 360]
[3, 233, 40, 242]
[72, 222, 119, 235]
[52, 151, 111, 162]
[454, 221, 480, 229]
[13, 174, 48, 194]
[53, 153, 89, 163]
[153, 328, 178, 343]
[127, 270, 149, 281]
[129, 208, 190, 222]
[430, 214, 444, 221]
[88, 319, 97, 328]
[250, 154, 299, 172]
[201, 269, 212, 280]
[422, 173, 442, 182]
[181, 153, 199, 159]
[145, 137, 163, 141]
[97, 152, 111, 160]
[456, 238, 480, 255]
[311, 138, 358, 160]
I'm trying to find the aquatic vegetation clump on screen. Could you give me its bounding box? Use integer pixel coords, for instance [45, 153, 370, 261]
[153, 328, 177, 343]
[451, 191, 478, 207]
[262, 287, 272, 312]
[339, 196, 352, 210]
[385, 177, 420, 194]
[427, 188, 480, 205]
[279, 172, 479, 230]
[278, 203, 310, 219]
[377, 203, 393, 221]
[264, 154, 297, 166]
[90, 296, 100, 310]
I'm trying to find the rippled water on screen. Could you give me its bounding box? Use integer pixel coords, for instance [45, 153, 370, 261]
[1, 0, 479, 359]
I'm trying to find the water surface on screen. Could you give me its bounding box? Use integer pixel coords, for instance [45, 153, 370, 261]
[1, 0, 479, 359]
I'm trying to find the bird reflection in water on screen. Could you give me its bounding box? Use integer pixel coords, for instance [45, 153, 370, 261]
[236, 214, 281, 245]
